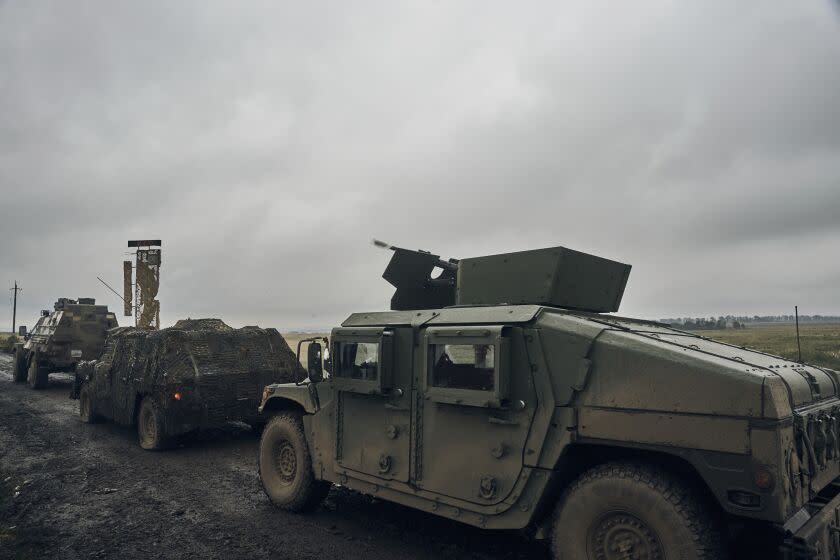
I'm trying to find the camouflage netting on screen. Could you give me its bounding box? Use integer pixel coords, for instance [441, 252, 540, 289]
[98, 318, 305, 385]
[172, 318, 233, 331]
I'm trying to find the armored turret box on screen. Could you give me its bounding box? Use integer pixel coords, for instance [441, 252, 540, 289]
[382, 244, 631, 313]
[456, 247, 631, 312]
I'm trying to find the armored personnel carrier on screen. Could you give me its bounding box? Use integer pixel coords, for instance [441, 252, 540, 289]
[73, 319, 304, 450]
[257, 244, 840, 559]
[12, 298, 118, 389]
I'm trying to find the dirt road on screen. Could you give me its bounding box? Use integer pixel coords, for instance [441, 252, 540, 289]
[0, 354, 545, 560]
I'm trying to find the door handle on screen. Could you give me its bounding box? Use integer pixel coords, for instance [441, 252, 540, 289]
[383, 388, 407, 410]
[488, 416, 518, 426]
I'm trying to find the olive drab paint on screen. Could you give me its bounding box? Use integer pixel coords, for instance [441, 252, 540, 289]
[381, 244, 629, 312]
[260, 245, 840, 557]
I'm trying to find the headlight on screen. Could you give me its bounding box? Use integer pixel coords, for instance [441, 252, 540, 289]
[261, 386, 275, 402]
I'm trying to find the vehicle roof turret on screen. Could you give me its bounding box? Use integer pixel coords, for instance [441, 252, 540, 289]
[378, 242, 631, 313]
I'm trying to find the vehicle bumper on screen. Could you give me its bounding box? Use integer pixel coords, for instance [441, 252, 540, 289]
[163, 400, 262, 436]
[782, 485, 840, 559]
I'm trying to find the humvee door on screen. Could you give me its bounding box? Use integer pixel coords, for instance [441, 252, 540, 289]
[414, 326, 534, 505]
[331, 327, 411, 482]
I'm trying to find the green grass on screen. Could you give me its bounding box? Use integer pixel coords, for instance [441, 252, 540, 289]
[702, 323, 840, 371]
[0, 333, 18, 354]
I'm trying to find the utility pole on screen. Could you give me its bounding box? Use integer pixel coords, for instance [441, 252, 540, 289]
[795, 305, 802, 363]
[10, 281, 21, 334]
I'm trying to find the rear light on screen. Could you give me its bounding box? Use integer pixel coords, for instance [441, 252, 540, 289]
[173, 392, 182, 401]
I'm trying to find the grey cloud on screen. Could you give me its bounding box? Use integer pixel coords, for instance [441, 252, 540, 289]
[1, 1, 839, 332]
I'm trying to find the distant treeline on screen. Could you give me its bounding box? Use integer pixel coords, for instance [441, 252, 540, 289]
[660, 315, 840, 330]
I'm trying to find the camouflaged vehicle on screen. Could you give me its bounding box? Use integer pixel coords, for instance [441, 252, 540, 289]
[73, 319, 304, 450]
[12, 298, 118, 389]
[257, 244, 840, 560]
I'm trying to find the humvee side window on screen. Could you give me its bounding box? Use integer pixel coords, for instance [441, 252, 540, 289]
[336, 342, 379, 381]
[429, 344, 495, 391]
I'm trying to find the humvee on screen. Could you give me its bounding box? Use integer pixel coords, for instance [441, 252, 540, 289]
[73, 319, 304, 450]
[12, 298, 118, 389]
[258, 245, 840, 559]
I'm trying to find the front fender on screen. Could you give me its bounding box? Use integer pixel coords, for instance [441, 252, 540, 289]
[259, 383, 320, 415]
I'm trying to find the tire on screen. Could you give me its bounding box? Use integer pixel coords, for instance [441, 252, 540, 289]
[12, 347, 27, 383]
[79, 385, 100, 424]
[259, 412, 330, 512]
[27, 352, 49, 390]
[551, 462, 723, 560]
[137, 397, 170, 450]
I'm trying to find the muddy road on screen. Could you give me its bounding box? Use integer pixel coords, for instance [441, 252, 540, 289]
[0, 354, 544, 560]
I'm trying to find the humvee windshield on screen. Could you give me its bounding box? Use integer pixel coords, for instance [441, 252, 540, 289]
[429, 344, 495, 391]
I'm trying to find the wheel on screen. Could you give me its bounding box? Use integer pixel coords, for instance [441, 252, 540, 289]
[27, 352, 49, 390]
[551, 462, 722, 560]
[12, 347, 27, 383]
[137, 397, 170, 450]
[259, 412, 330, 512]
[79, 385, 100, 423]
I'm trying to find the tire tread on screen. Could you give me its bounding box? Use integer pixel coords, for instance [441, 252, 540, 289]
[259, 412, 329, 512]
[552, 461, 723, 560]
[138, 397, 170, 450]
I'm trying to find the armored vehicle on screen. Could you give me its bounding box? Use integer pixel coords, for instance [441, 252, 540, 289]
[12, 298, 118, 389]
[258, 244, 840, 559]
[73, 319, 304, 450]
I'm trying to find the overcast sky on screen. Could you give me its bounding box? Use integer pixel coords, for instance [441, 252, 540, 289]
[1, 1, 839, 331]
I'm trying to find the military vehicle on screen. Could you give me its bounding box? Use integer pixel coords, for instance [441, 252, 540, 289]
[257, 243, 840, 559]
[73, 319, 304, 450]
[12, 298, 118, 389]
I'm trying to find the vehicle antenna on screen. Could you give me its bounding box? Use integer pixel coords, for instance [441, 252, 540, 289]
[97, 276, 127, 303]
[795, 305, 802, 363]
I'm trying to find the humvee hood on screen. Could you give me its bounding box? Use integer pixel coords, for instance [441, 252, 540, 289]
[580, 314, 838, 417]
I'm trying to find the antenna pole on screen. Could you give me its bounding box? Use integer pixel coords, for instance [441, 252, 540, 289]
[795, 305, 802, 363]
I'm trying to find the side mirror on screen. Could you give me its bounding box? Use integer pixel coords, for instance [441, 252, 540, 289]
[307, 342, 324, 383]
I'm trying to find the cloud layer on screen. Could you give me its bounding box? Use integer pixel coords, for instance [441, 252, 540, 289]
[1, 1, 839, 330]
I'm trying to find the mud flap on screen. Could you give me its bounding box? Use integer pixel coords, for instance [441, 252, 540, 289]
[70, 374, 83, 400]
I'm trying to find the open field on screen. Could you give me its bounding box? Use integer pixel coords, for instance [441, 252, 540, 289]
[700, 323, 840, 371]
[0, 333, 18, 354]
[282, 332, 329, 369]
